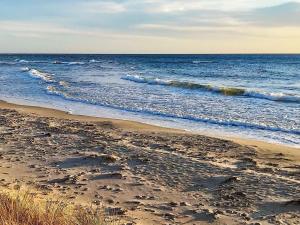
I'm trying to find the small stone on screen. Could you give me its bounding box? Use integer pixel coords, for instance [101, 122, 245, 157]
[29, 164, 38, 168]
[93, 200, 101, 206]
[107, 207, 127, 215]
[164, 213, 176, 220]
[107, 198, 114, 204]
[153, 188, 162, 191]
[179, 202, 190, 206]
[169, 202, 178, 207]
[144, 208, 156, 213]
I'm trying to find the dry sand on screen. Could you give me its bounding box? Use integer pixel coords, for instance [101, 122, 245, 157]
[0, 100, 299, 225]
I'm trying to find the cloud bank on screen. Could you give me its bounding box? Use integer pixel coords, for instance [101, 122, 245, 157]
[0, 0, 299, 53]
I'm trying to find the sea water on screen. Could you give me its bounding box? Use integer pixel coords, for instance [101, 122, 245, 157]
[0, 54, 299, 147]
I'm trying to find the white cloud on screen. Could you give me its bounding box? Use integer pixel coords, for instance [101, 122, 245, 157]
[0, 21, 75, 37]
[142, 0, 300, 13]
[135, 22, 300, 39]
[1, 1, 300, 53]
[0, 20, 175, 40]
[135, 23, 236, 32]
[81, 1, 126, 14]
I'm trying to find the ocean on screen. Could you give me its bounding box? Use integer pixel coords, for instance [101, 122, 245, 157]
[0, 54, 299, 147]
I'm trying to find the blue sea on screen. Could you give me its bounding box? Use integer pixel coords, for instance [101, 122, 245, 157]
[0, 54, 299, 147]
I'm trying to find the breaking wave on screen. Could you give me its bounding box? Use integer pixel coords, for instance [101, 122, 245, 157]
[21, 67, 70, 90]
[18, 59, 84, 65]
[40, 85, 300, 136]
[17, 59, 49, 64]
[52, 61, 85, 65]
[21, 67, 54, 82]
[67, 61, 85, 65]
[19, 71, 298, 136]
[46, 86, 70, 98]
[58, 81, 69, 87]
[0, 59, 97, 66]
[122, 75, 300, 103]
[89, 59, 102, 63]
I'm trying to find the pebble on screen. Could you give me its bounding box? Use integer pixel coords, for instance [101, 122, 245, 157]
[107, 207, 127, 215]
[164, 212, 176, 220]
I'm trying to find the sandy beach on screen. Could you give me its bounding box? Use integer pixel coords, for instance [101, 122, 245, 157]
[0, 100, 299, 225]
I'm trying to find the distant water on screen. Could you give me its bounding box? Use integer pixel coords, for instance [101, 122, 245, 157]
[0, 54, 299, 147]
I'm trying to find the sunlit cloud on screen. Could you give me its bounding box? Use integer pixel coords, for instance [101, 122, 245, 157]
[81, 1, 127, 14]
[0, 0, 300, 53]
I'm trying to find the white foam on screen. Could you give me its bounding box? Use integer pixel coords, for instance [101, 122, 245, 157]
[21, 67, 54, 82]
[89, 59, 101, 63]
[46, 86, 70, 98]
[58, 81, 69, 87]
[245, 90, 300, 103]
[68, 62, 85, 65]
[52, 61, 85, 65]
[122, 74, 169, 85]
[29, 69, 54, 82]
[21, 67, 30, 72]
[18, 60, 29, 63]
[18, 60, 48, 63]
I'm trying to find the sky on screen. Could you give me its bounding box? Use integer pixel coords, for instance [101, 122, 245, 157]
[0, 0, 300, 53]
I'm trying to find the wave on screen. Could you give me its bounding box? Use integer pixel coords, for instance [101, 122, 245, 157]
[21, 67, 30, 72]
[18, 59, 49, 64]
[58, 81, 69, 88]
[89, 59, 101, 63]
[46, 86, 70, 98]
[2, 59, 93, 66]
[245, 91, 300, 103]
[0, 61, 16, 65]
[42, 85, 300, 136]
[192, 60, 215, 64]
[21, 67, 54, 82]
[67, 61, 85, 65]
[18, 60, 29, 63]
[52, 61, 85, 65]
[145, 60, 216, 64]
[13, 59, 86, 66]
[52, 61, 63, 64]
[21, 67, 72, 89]
[122, 75, 300, 103]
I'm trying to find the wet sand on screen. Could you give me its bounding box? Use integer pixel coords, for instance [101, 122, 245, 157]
[0, 100, 299, 225]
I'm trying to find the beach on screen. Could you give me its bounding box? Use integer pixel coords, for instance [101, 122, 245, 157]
[1, 0, 300, 223]
[0, 100, 299, 225]
[1, 54, 299, 148]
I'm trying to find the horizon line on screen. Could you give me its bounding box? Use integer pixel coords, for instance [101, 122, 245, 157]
[1, 52, 300, 55]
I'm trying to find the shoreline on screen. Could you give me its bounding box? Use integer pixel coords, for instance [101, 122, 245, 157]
[1, 99, 300, 224]
[1, 100, 299, 161]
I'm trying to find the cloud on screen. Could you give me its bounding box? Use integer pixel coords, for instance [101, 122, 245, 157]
[81, 1, 127, 14]
[0, 21, 74, 38]
[133, 1, 300, 38]
[136, 0, 300, 13]
[0, 20, 177, 41]
[240, 2, 300, 26]
[0, 1, 300, 53]
[136, 23, 240, 32]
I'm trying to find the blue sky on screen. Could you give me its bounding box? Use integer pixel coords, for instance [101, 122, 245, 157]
[0, 0, 300, 53]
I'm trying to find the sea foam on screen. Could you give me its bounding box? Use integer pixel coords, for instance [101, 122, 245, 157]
[21, 67, 54, 82]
